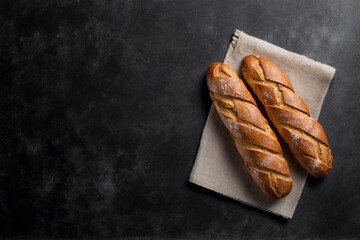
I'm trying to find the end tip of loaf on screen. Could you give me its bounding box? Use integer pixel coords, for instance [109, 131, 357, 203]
[207, 62, 234, 79]
[264, 175, 293, 199]
[308, 162, 332, 178]
[246, 164, 293, 199]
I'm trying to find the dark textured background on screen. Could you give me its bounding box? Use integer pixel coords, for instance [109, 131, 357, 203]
[0, 0, 359, 239]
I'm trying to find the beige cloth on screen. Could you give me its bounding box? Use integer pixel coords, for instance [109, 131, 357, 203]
[189, 30, 336, 219]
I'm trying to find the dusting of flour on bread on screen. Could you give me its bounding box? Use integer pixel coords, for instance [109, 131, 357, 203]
[218, 78, 229, 95]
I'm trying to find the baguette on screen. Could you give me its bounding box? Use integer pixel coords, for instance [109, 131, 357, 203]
[207, 62, 293, 198]
[241, 55, 332, 177]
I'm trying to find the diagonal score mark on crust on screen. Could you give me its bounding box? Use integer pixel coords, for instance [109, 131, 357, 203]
[211, 91, 271, 132]
[213, 100, 267, 133]
[279, 123, 329, 147]
[210, 91, 257, 108]
[232, 136, 282, 157]
[218, 65, 233, 78]
[237, 145, 290, 177]
[218, 108, 267, 133]
[247, 65, 295, 93]
[279, 101, 310, 118]
[249, 81, 311, 117]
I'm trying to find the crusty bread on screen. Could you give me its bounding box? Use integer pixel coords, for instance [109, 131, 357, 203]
[207, 62, 293, 198]
[241, 55, 332, 177]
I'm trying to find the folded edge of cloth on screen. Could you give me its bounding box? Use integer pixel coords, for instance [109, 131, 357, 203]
[189, 30, 336, 219]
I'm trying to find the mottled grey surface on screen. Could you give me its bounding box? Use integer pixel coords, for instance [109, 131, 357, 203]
[0, 0, 359, 239]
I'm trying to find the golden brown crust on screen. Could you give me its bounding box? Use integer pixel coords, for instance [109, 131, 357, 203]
[207, 62, 293, 198]
[241, 55, 332, 177]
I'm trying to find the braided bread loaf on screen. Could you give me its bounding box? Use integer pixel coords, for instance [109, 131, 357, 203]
[207, 62, 293, 198]
[241, 55, 332, 177]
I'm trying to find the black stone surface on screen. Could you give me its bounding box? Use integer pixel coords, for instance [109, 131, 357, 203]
[0, 0, 359, 239]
